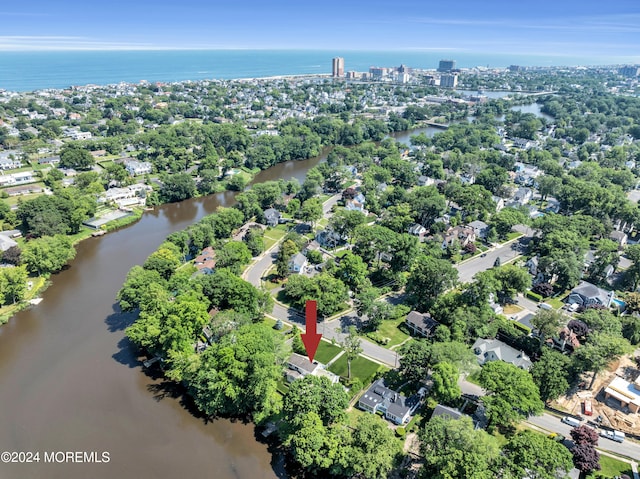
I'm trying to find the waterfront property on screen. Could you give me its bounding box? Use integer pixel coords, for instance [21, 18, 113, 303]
[358, 378, 421, 424]
[285, 353, 339, 384]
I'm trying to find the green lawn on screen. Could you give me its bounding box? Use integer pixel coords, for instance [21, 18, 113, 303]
[506, 232, 523, 241]
[3, 192, 44, 206]
[314, 340, 342, 364]
[375, 318, 412, 349]
[262, 316, 292, 334]
[587, 455, 633, 478]
[263, 226, 286, 250]
[546, 297, 565, 309]
[328, 354, 385, 385]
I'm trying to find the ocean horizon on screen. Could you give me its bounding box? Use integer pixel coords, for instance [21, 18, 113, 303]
[0, 49, 631, 92]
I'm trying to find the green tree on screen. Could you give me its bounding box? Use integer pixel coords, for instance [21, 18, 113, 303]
[399, 340, 432, 383]
[117, 265, 168, 311]
[407, 255, 458, 310]
[335, 251, 368, 292]
[431, 361, 461, 404]
[283, 375, 349, 427]
[243, 227, 264, 256]
[491, 207, 528, 238]
[189, 323, 283, 422]
[419, 415, 500, 479]
[348, 413, 401, 479]
[215, 241, 251, 274]
[531, 309, 563, 341]
[276, 239, 298, 278]
[573, 332, 632, 389]
[530, 348, 571, 402]
[341, 326, 362, 380]
[503, 430, 573, 479]
[298, 197, 323, 227]
[479, 361, 544, 428]
[60, 145, 94, 170]
[0, 265, 28, 304]
[159, 173, 196, 202]
[329, 209, 366, 242]
[143, 243, 182, 280]
[21, 234, 76, 275]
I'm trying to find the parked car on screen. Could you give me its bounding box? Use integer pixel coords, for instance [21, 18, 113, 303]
[480, 253, 487, 257]
[600, 429, 625, 443]
[561, 416, 581, 427]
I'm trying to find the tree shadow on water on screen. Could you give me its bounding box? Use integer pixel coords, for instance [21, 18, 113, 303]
[105, 303, 136, 332]
[111, 336, 142, 368]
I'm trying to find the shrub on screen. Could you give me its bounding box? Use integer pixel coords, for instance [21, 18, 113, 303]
[526, 290, 543, 302]
[396, 426, 406, 438]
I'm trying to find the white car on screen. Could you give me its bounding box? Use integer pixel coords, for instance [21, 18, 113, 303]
[599, 429, 625, 443]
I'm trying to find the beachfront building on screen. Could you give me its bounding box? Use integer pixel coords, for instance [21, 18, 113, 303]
[332, 57, 344, 78]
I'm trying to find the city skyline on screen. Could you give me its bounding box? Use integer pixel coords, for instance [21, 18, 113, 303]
[0, 0, 639, 64]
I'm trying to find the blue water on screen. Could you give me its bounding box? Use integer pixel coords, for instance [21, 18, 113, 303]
[0, 50, 616, 92]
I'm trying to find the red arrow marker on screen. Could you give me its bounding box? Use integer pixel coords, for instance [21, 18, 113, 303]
[301, 300, 322, 363]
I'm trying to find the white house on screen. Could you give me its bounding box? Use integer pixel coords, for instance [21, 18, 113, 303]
[124, 159, 152, 176]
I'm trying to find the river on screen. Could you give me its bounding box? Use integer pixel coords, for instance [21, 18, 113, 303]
[0, 151, 327, 479]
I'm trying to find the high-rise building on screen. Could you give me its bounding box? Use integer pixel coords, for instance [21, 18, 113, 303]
[438, 59, 456, 72]
[619, 65, 640, 77]
[332, 57, 345, 78]
[440, 74, 458, 88]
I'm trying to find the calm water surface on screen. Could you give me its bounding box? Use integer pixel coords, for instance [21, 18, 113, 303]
[0, 153, 325, 479]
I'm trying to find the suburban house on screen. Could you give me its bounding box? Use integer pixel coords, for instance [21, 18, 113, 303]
[124, 159, 152, 176]
[408, 223, 427, 240]
[609, 230, 628, 248]
[492, 195, 505, 212]
[405, 311, 440, 338]
[468, 220, 489, 240]
[316, 229, 343, 248]
[285, 353, 339, 384]
[0, 233, 18, 252]
[430, 404, 464, 421]
[342, 187, 357, 201]
[442, 226, 476, 249]
[263, 208, 281, 227]
[472, 338, 532, 370]
[358, 378, 421, 425]
[567, 281, 615, 309]
[288, 252, 307, 274]
[38, 156, 60, 165]
[193, 246, 216, 275]
[604, 376, 640, 413]
[510, 187, 533, 206]
[0, 157, 22, 169]
[547, 326, 581, 353]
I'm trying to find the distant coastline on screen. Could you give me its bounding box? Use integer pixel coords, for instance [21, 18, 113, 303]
[0, 49, 631, 92]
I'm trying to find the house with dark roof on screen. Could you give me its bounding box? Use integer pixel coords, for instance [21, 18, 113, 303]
[472, 338, 532, 370]
[285, 353, 339, 384]
[430, 404, 464, 421]
[567, 281, 615, 309]
[358, 378, 420, 424]
[263, 208, 281, 227]
[405, 311, 440, 338]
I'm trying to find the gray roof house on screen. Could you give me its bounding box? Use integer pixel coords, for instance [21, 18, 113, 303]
[468, 220, 489, 239]
[285, 353, 339, 384]
[288, 252, 307, 274]
[431, 404, 464, 421]
[567, 281, 615, 308]
[472, 338, 532, 370]
[408, 223, 427, 238]
[405, 311, 440, 338]
[263, 208, 281, 227]
[358, 378, 420, 425]
[0, 234, 18, 252]
[609, 230, 628, 248]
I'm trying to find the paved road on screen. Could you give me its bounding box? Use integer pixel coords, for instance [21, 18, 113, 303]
[455, 234, 533, 283]
[527, 413, 640, 461]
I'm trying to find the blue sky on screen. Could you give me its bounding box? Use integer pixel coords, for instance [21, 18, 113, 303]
[1, 0, 639, 61]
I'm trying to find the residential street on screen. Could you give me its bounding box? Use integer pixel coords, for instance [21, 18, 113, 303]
[455, 232, 534, 283]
